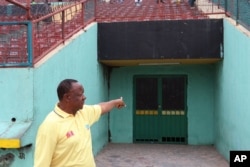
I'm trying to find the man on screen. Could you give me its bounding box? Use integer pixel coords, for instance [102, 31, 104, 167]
[34, 79, 126, 167]
[156, 0, 164, 4]
[135, 0, 142, 6]
[189, 0, 196, 8]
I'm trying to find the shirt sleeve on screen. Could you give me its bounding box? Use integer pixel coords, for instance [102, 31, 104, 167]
[81, 105, 102, 125]
[34, 121, 57, 167]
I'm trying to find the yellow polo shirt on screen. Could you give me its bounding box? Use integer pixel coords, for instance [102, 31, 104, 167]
[34, 104, 101, 167]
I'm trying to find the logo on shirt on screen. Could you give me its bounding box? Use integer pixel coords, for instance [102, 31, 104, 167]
[85, 124, 90, 130]
[66, 131, 74, 138]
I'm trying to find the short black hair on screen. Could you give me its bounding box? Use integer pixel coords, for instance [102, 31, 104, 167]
[57, 79, 78, 101]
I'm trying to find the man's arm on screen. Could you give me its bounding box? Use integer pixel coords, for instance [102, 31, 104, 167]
[99, 97, 126, 115]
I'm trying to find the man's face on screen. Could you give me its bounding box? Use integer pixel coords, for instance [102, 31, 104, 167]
[66, 82, 86, 114]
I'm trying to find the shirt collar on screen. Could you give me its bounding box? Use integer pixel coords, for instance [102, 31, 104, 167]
[54, 104, 74, 118]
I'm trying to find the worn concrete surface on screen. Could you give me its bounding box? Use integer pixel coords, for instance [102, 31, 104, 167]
[95, 143, 229, 167]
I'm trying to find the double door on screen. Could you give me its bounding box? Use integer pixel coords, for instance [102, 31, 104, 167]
[133, 75, 187, 144]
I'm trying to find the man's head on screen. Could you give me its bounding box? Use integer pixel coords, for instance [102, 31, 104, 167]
[57, 79, 86, 114]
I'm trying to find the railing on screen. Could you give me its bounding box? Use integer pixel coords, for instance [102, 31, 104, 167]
[0, 0, 95, 67]
[32, 0, 95, 63]
[210, 0, 250, 29]
[0, 0, 249, 67]
[0, 22, 32, 67]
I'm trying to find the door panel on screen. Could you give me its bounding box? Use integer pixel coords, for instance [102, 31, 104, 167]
[134, 77, 159, 142]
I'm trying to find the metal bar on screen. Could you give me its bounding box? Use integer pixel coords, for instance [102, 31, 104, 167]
[27, 21, 33, 66]
[94, 0, 97, 19]
[82, 1, 84, 25]
[225, 0, 228, 14]
[236, 0, 239, 25]
[62, 10, 65, 42]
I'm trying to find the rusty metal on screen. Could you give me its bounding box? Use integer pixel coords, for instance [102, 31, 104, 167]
[5, 0, 32, 20]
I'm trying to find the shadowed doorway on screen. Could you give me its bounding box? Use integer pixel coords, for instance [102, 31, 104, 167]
[133, 75, 187, 144]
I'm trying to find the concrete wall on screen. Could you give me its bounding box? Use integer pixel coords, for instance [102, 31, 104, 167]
[0, 23, 110, 167]
[215, 19, 250, 161]
[0, 69, 33, 123]
[109, 65, 215, 145]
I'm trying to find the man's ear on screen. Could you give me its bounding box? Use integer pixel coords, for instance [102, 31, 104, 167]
[63, 93, 71, 101]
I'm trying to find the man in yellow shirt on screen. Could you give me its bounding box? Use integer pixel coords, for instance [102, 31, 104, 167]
[34, 79, 126, 167]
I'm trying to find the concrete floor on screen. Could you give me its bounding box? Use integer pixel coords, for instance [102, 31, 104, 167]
[95, 143, 229, 167]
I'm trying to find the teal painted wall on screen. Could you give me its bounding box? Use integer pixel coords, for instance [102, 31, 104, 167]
[215, 19, 250, 161]
[0, 69, 33, 123]
[108, 65, 215, 145]
[0, 23, 110, 167]
[0, 69, 34, 167]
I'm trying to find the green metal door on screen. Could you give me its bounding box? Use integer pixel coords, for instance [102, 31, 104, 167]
[133, 75, 187, 144]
